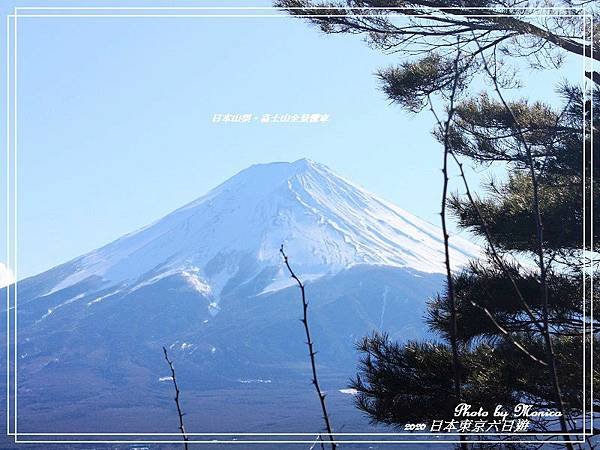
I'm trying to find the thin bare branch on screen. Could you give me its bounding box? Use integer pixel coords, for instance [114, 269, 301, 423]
[438, 40, 468, 450]
[163, 346, 189, 450]
[280, 245, 337, 450]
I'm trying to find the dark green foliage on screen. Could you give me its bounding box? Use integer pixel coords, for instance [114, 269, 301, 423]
[351, 333, 598, 427]
[448, 94, 560, 164]
[449, 86, 600, 254]
[449, 172, 587, 253]
[426, 261, 594, 344]
[377, 54, 470, 112]
[350, 334, 516, 426]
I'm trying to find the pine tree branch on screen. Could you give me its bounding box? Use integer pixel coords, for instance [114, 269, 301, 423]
[280, 245, 337, 450]
[474, 38, 574, 449]
[428, 97, 548, 367]
[163, 346, 189, 450]
[449, 153, 546, 336]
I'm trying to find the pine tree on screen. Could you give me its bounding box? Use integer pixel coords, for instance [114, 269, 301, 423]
[350, 86, 600, 443]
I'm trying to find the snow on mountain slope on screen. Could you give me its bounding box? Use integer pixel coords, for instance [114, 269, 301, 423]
[38, 159, 480, 301]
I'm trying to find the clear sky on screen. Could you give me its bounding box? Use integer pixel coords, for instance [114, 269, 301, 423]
[0, 2, 582, 280]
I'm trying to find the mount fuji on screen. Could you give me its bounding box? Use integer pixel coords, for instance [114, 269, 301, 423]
[3, 159, 480, 436]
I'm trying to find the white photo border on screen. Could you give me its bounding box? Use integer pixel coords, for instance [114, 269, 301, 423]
[4, 4, 595, 446]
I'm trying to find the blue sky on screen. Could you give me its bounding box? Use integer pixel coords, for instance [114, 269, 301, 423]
[1, 3, 582, 279]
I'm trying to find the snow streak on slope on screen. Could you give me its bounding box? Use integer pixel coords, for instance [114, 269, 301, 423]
[38, 159, 480, 298]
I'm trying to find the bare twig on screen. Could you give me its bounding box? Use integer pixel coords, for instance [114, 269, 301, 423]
[163, 346, 189, 450]
[280, 245, 336, 450]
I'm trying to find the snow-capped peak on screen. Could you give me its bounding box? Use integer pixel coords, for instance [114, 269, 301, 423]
[37, 159, 480, 299]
